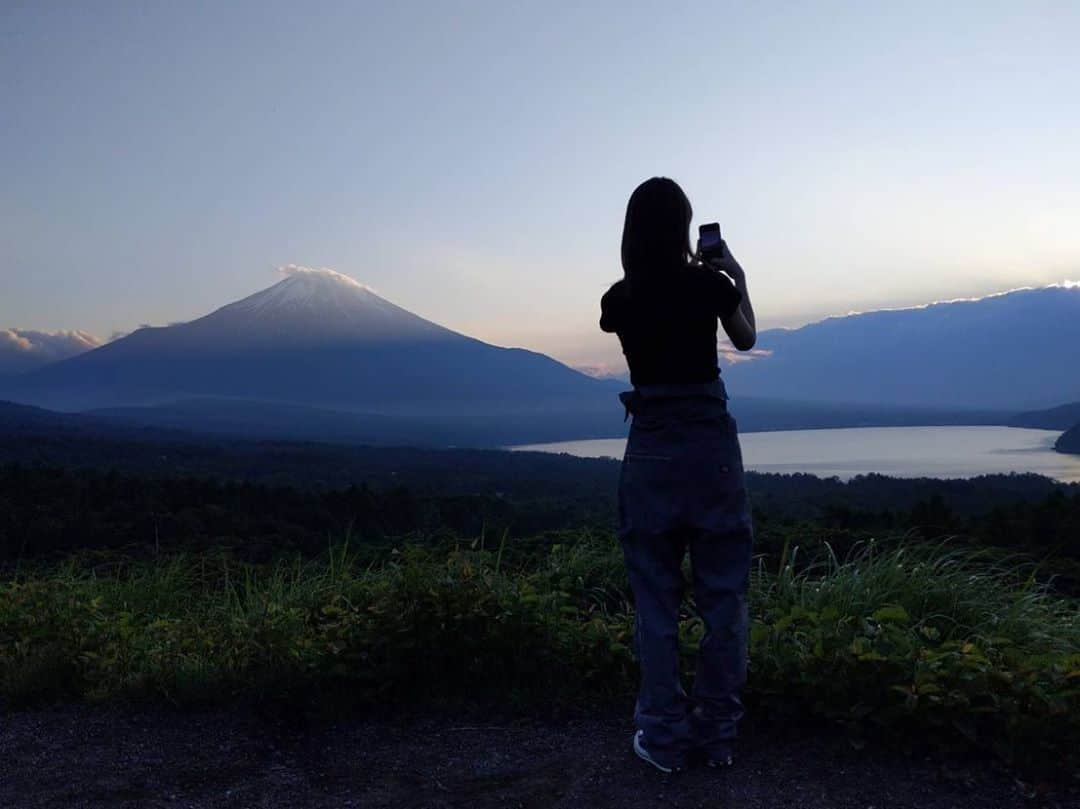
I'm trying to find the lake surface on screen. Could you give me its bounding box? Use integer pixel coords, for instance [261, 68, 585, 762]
[512, 426, 1080, 483]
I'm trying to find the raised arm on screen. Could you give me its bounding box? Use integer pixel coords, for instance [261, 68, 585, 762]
[706, 241, 756, 351]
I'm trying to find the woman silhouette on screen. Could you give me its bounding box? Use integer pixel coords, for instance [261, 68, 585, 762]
[600, 177, 757, 773]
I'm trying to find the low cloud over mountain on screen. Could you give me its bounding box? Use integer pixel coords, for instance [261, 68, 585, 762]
[0, 329, 100, 375]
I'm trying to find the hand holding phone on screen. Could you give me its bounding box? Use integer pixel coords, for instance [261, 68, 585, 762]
[697, 223, 723, 260]
[697, 222, 745, 283]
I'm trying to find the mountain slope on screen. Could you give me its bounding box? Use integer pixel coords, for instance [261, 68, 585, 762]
[0, 399, 121, 435]
[723, 285, 1080, 410]
[2, 267, 621, 420]
[1010, 402, 1080, 430]
[3, 273, 1071, 446]
[1057, 424, 1080, 455]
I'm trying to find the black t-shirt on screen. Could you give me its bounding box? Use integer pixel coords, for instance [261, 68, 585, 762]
[600, 265, 743, 387]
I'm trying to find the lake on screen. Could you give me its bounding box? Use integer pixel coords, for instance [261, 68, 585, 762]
[511, 426, 1080, 483]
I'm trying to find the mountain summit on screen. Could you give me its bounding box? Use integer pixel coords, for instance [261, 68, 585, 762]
[2, 268, 620, 440]
[203, 266, 455, 346]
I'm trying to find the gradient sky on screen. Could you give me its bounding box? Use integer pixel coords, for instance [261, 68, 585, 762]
[3, 2, 1079, 372]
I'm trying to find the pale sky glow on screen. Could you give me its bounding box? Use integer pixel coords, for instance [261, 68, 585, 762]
[3, 2, 1079, 372]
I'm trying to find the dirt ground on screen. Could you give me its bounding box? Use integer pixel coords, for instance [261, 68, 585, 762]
[1, 703, 1074, 808]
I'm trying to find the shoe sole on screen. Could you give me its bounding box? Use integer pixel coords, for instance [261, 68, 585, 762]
[632, 731, 681, 774]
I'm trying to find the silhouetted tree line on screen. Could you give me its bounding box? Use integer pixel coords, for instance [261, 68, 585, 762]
[0, 463, 617, 564]
[2, 451, 1078, 571]
[0, 432, 621, 499]
[2, 423, 1079, 569]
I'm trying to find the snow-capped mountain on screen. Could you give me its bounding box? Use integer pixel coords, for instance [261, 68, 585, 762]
[6, 270, 1077, 446]
[188, 265, 457, 347]
[2, 268, 621, 427]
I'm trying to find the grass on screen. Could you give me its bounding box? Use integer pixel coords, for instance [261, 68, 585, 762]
[1, 531, 1078, 777]
[751, 538, 1080, 771]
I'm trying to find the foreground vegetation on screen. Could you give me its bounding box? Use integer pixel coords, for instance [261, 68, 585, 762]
[2, 531, 1077, 778]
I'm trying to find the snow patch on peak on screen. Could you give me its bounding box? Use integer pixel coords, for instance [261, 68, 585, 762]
[277, 264, 378, 295]
[221, 264, 391, 317]
[182, 264, 458, 344]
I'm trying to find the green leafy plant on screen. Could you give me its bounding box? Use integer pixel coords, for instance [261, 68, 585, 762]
[1, 533, 1077, 778]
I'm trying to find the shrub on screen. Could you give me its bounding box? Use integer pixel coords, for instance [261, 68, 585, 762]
[1, 532, 1077, 778]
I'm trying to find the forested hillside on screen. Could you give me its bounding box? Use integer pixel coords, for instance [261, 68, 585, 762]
[1058, 423, 1080, 454]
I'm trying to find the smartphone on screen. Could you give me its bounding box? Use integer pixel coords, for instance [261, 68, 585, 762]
[698, 223, 722, 257]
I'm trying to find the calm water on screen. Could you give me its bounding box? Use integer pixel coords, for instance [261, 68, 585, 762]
[512, 426, 1080, 483]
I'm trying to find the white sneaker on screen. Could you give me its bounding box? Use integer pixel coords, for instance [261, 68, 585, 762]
[632, 730, 683, 774]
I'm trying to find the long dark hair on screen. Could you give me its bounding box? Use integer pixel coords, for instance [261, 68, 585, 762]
[620, 177, 693, 289]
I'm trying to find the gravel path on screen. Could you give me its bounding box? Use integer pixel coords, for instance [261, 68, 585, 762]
[0, 704, 1072, 808]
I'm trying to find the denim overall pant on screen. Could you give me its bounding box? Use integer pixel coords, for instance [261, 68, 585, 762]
[617, 380, 753, 766]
